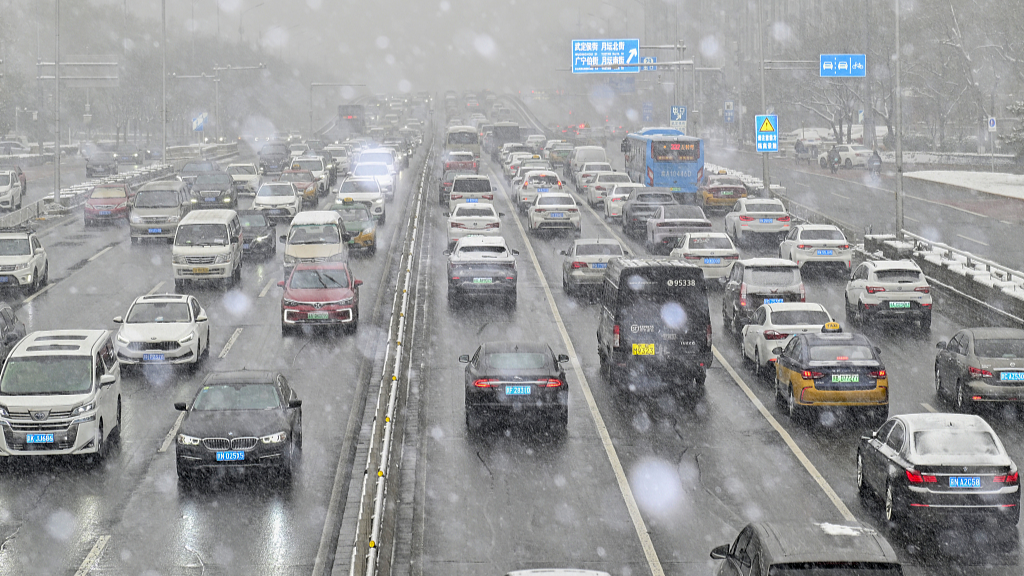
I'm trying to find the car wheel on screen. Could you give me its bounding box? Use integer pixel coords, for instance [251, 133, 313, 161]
[774, 377, 786, 408]
[551, 407, 568, 436]
[884, 481, 902, 526]
[176, 464, 194, 482]
[919, 313, 931, 332]
[281, 323, 293, 336]
[112, 398, 123, 441]
[954, 379, 971, 413]
[562, 273, 573, 296]
[934, 366, 944, 399]
[40, 264, 48, 287]
[856, 452, 870, 498]
[379, 212, 386, 225]
[857, 302, 869, 325]
[819, 157, 828, 168]
[294, 414, 302, 450]
[787, 385, 806, 422]
[174, 279, 185, 293]
[754, 348, 764, 380]
[345, 308, 359, 334]
[845, 297, 857, 324]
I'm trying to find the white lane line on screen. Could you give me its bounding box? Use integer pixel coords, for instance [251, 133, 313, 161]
[158, 412, 186, 453]
[218, 327, 243, 358]
[73, 535, 111, 576]
[921, 403, 938, 413]
[22, 283, 53, 304]
[259, 278, 275, 298]
[956, 234, 989, 247]
[908, 196, 987, 218]
[1001, 220, 1013, 225]
[87, 246, 113, 262]
[494, 169, 666, 576]
[146, 281, 165, 295]
[830, 191, 849, 200]
[905, 216, 919, 223]
[713, 347, 856, 521]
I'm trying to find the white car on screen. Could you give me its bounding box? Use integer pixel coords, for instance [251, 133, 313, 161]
[524, 134, 547, 153]
[669, 232, 739, 281]
[527, 193, 581, 235]
[740, 302, 835, 377]
[779, 224, 853, 271]
[448, 174, 495, 212]
[584, 172, 632, 207]
[844, 260, 933, 330]
[560, 238, 629, 294]
[289, 143, 309, 158]
[0, 170, 24, 211]
[335, 176, 386, 223]
[603, 183, 645, 220]
[113, 293, 211, 368]
[817, 144, 872, 169]
[0, 226, 48, 293]
[252, 182, 302, 223]
[723, 198, 792, 245]
[225, 163, 261, 196]
[351, 162, 395, 200]
[575, 162, 614, 193]
[446, 202, 502, 246]
[516, 170, 564, 212]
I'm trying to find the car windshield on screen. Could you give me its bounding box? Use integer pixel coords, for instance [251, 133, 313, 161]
[175, 224, 227, 246]
[354, 164, 389, 176]
[290, 144, 307, 152]
[192, 384, 281, 411]
[339, 208, 371, 222]
[772, 310, 832, 325]
[193, 173, 231, 187]
[576, 243, 622, 256]
[973, 338, 1024, 358]
[808, 345, 875, 361]
[745, 202, 786, 213]
[133, 190, 179, 208]
[801, 229, 846, 241]
[227, 165, 256, 175]
[0, 238, 30, 255]
[258, 184, 295, 197]
[914, 430, 1000, 456]
[452, 207, 495, 218]
[749, 267, 801, 287]
[599, 174, 631, 183]
[182, 162, 215, 173]
[0, 174, 10, 186]
[289, 268, 350, 289]
[279, 172, 312, 183]
[126, 302, 191, 323]
[874, 269, 921, 282]
[685, 236, 733, 250]
[0, 357, 93, 395]
[288, 224, 340, 244]
[360, 153, 393, 164]
[485, 352, 547, 370]
[340, 180, 380, 193]
[239, 214, 269, 228]
[260, 145, 287, 155]
[710, 176, 744, 187]
[91, 186, 127, 199]
[447, 132, 478, 144]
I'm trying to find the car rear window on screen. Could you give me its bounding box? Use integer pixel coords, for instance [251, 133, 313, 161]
[583, 163, 612, 172]
[341, 180, 380, 193]
[747, 267, 800, 287]
[459, 246, 508, 256]
[807, 345, 875, 361]
[663, 205, 705, 219]
[528, 174, 560, 186]
[453, 179, 492, 192]
[537, 196, 574, 206]
[745, 202, 786, 213]
[600, 174, 631, 183]
[973, 339, 1024, 359]
[576, 243, 623, 256]
[771, 310, 831, 325]
[873, 269, 921, 282]
[453, 206, 496, 218]
[686, 236, 733, 250]
[354, 164, 389, 176]
[800, 229, 846, 241]
[485, 352, 547, 370]
[638, 193, 675, 203]
[914, 430, 1000, 456]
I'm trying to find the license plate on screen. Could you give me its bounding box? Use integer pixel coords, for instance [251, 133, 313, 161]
[704, 257, 722, 265]
[269, 209, 284, 215]
[549, 212, 565, 218]
[143, 353, 165, 362]
[204, 198, 216, 202]
[632, 343, 655, 355]
[719, 190, 734, 196]
[307, 311, 329, 320]
[243, 243, 251, 249]
[765, 298, 784, 304]
[26, 433, 54, 444]
[816, 249, 834, 256]
[759, 218, 773, 224]
[949, 476, 981, 488]
[889, 301, 911, 309]
[831, 373, 860, 383]
[1000, 372, 1024, 381]
[0, 277, 8, 283]
[148, 228, 162, 234]
[192, 267, 210, 274]
[466, 198, 479, 203]
[473, 277, 493, 284]
[591, 263, 607, 269]
[216, 451, 246, 462]
[505, 385, 531, 395]
[99, 211, 112, 216]
[537, 188, 550, 192]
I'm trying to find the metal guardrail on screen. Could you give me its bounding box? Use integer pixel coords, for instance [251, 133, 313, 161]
[900, 230, 1024, 287]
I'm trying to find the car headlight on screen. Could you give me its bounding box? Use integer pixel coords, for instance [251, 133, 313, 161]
[72, 402, 96, 416]
[213, 253, 231, 264]
[116, 202, 127, 209]
[172, 254, 187, 264]
[283, 298, 299, 306]
[166, 215, 180, 223]
[177, 434, 201, 446]
[178, 332, 195, 345]
[130, 214, 143, 224]
[223, 196, 232, 203]
[336, 297, 354, 305]
[13, 262, 29, 271]
[190, 198, 198, 203]
[260, 431, 288, 444]
[116, 331, 130, 345]
[283, 254, 297, 265]
[0, 405, 9, 418]
[253, 234, 270, 243]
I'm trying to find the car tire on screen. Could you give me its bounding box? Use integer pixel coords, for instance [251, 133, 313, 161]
[884, 481, 902, 527]
[934, 365, 944, 399]
[954, 379, 971, 413]
[40, 264, 48, 287]
[754, 348, 765, 380]
[345, 308, 359, 334]
[551, 407, 568, 435]
[465, 405, 484, 433]
[857, 302, 869, 326]
[379, 212, 386, 225]
[819, 157, 828, 168]
[845, 297, 857, 325]
[919, 313, 931, 332]
[787, 385, 806, 423]
[774, 377, 787, 409]
[282, 323, 294, 336]
[174, 279, 185, 293]
[562, 274, 573, 296]
[856, 452, 871, 498]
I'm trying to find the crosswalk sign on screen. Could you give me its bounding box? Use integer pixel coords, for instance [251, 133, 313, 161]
[755, 114, 778, 152]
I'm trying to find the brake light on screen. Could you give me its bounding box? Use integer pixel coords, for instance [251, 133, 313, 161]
[801, 370, 824, 380]
[484, 222, 500, 229]
[473, 379, 498, 388]
[535, 208, 545, 213]
[906, 470, 937, 484]
[797, 244, 811, 250]
[764, 330, 789, 340]
[969, 366, 994, 378]
[542, 378, 564, 388]
[839, 244, 850, 249]
[595, 186, 606, 191]
[613, 325, 620, 347]
[777, 216, 791, 222]
[482, 194, 494, 200]
[738, 215, 756, 222]
[724, 254, 740, 260]
[870, 369, 887, 379]
[450, 193, 463, 199]
[915, 286, 930, 294]
[450, 222, 466, 229]
[739, 282, 747, 308]
[572, 261, 588, 269]
[656, 222, 673, 227]
[799, 282, 806, 302]
[567, 208, 579, 213]
[994, 471, 1019, 483]
[866, 286, 886, 294]
[683, 254, 701, 260]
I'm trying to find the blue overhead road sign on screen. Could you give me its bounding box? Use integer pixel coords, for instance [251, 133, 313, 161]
[571, 38, 640, 74]
[820, 54, 866, 77]
[639, 56, 657, 72]
[642, 101, 653, 123]
[192, 113, 208, 132]
[755, 114, 778, 152]
[724, 101, 735, 123]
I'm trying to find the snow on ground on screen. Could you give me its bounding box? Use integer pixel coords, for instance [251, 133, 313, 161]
[905, 170, 1024, 201]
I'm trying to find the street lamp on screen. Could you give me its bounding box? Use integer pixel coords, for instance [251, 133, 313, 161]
[309, 83, 365, 138]
[239, 2, 265, 44]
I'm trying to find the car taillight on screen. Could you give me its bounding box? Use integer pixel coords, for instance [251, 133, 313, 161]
[567, 208, 579, 213]
[572, 261, 588, 268]
[799, 283, 806, 302]
[797, 244, 811, 250]
[777, 216, 791, 222]
[764, 330, 789, 340]
[866, 286, 886, 294]
[915, 286, 930, 294]
[483, 194, 494, 200]
[595, 186, 606, 191]
[906, 470, 937, 484]
[450, 222, 466, 229]
[473, 379, 498, 388]
[656, 222, 673, 227]
[870, 369, 887, 379]
[994, 471, 1019, 484]
[801, 370, 824, 380]
[484, 222, 500, 229]
[450, 193, 463, 199]
[739, 282, 747, 308]
[839, 244, 850, 249]
[683, 254, 701, 260]
[724, 254, 740, 260]
[738, 215, 756, 222]
[613, 325, 620, 347]
[535, 208, 545, 213]
[969, 366, 994, 378]
[542, 379, 564, 388]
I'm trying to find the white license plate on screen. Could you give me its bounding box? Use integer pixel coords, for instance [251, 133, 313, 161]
[549, 212, 566, 218]
[216, 451, 245, 461]
[816, 249, 834, 256]
[143, 353, 165, 362]
[27, 433, 54, 443]
[505, 385, 531, 395]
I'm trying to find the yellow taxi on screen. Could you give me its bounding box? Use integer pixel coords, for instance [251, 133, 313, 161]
[334, 198, 377, 255]
[700, 170, 748, 209]
[772, 323, 888, 426]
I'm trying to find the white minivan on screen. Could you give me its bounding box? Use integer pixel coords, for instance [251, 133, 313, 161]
[171, 209, 243, 291]
[0, 330, 122, 459]
[281, 210, 349, 279]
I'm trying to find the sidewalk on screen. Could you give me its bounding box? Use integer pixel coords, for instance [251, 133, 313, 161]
[904, 170, 1024, 202]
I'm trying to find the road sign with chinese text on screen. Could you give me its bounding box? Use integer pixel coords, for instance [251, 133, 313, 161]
[571, 39, 640, 74]
[755, 114, 778, 152]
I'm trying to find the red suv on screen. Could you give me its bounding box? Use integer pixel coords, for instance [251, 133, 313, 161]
[84, 183, 131, 225]
[279, 262, 362, 335]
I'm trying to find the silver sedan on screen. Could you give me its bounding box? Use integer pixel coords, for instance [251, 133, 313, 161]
[560, 238, 630, 295]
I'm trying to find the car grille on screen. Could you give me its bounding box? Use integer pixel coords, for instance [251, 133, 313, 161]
[7, 408, 75, 420]
[202, 437, 259, 451]
[185, 256, 216, 265]
[7, 420, 73, 432]
[127, 341, 179, 351]
[0, 264, 17, 272]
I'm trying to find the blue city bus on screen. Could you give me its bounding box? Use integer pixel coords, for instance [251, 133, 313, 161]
[621, 128, 705, 202]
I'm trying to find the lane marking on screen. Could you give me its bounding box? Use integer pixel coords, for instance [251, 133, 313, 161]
[956, 233, 989, 247]
[259, 278, 275, 298]
[913, 198, 987, 218]
[218, 327, 243, 358]
[146, 281, 165, 295]
[493, 168, 666, 576]
[921, 403, 938, 413]
[713, 347, 856, 521]
[830, 191, 849, 200]
[22, 283, 53, 304]
[905, 216, 919, 223]
[87, 246, 113, 262]
[73, 535, 111, 576]
[158, 411, 186, 453]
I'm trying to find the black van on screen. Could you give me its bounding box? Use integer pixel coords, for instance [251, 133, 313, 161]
[596, 258, 712, 394]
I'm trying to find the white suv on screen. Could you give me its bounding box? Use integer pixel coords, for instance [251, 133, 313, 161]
[0, 225, 49, 294]
[113, 294, 211, 369]
[0, 170, 24, 211]
[0, 330, 122, 459]
[844, 260, 932, 330]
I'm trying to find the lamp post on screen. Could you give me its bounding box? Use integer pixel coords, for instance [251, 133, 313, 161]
[239, 2, 265, 44]
[162, 0, 166, 162]
[310, 83, 365, 138]
[53, 0, 61, 205]
[894, 0, 904, 240]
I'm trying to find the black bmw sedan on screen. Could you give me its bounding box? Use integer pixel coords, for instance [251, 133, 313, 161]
[175, 371, 302, 481]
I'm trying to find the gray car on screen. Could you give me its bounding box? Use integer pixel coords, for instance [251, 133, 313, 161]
[560, 238, 629, 295]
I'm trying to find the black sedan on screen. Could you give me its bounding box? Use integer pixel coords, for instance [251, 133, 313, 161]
[460, 341, 569, 434]
[189, 171, 237, 209]
[935, 327, 1024, 412]
[857, 413, 1019, 528]
[174, 371, 302, 481]
[238, 210, 277, 260]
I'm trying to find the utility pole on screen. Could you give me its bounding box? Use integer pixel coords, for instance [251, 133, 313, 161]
[894, 0, 904, 241]
[161, 0, 167, 162]
[53, 0, 61, 205]
[757, 0, 770, 198]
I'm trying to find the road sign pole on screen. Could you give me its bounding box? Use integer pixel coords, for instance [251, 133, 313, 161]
[757, 0, 769, 198]
[894, 0, 904, 241]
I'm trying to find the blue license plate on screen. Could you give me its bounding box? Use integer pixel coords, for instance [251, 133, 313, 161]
[949, 476, 981, 488]
[148, 228, 162, 234]
[816, 249, 834, 256]
[759, 218, 773, 224]
[243, 243, 251, 249]
[704, 257, 722, 265]
[0, 277, 8, 283]
[505, 385, 531, 395]
[549, 212, 565, 218]
[204, 198, 215, 202]
[592, 262, 607, 269]
[216, 451, 246, 462]
[269, 209, 283, 214]
[765, 298, 784, 304]
[143, 353, 165, 362]
[537, 188, 550, 192]
[99, 211, 112, 216]
[1000, 372, 1024, 381]
[27, 433, 54, 444]
[466, 198, 479, 203]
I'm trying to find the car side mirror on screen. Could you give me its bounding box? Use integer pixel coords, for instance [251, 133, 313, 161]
[279, 235, 287, 242]
[442, 249, 451, 255]
[511, 249, 519, 255]
[277, 281, 285, 287]
[4, 332, 18, 344]
[99, 374, 116, 387]
[718, 276, 728, 285]
[34, 247, 44, 255]
[112, 316, 123, 324]
[443, 212, 450, 217]
[458, 354, 471, 363]
[772, 347, 783, 355]
[196, 314, 208, 322]
[710, 544, 730, 560]
[557, 354, 570, 363]
[173, 402, 187, 411]
[354, 279, 363, 288]
[935, 341, 945, 350]
[288, 399, 302, 409]
[875, 346, 882, 354]
[559, 250, 568, 255]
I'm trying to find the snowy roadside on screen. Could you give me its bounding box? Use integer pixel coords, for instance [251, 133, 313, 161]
[905, 170, 1024, 202]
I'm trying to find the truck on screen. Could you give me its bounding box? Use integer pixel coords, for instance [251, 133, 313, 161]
[444, 236, 519, 310]
[338, 104, 366, 136]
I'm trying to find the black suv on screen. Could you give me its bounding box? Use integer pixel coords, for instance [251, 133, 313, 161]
[621, 188, 677, 237]
[722, 258, 804, 334]
[258, 143, 290, 175]
[189, 171, 237, 210]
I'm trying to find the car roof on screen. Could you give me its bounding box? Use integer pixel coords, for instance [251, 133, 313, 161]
[796, 224, 842, 231]
[452, 174, 489, 181]
[684, 232, 729, 239]
[480, 340, 552, 355]
[180, 209, 236, 224]
[755, 521, 899, 564]
[741, 197, 784, 205]
[506, 571, 609, 576]
[574, 238, 621, 246]
[738, 258, 799, 268]
[292, 210, 341, 225]
[964, 327, 1024, 340]
[455, 236, 507, 247]
[14, 330, 109, 357]
[896, 412, 992, 432]
[762, 302, 827, 313]
[227, 163, 257, 168]
[799, 332, 872, 346]
[868, 259, 921, 271]
[201, 370, 279, 386]
[293, 261, 350, 272]
[132, 293, 190, 304]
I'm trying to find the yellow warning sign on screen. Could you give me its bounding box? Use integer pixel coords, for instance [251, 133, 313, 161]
[759, 116, 775, 133]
